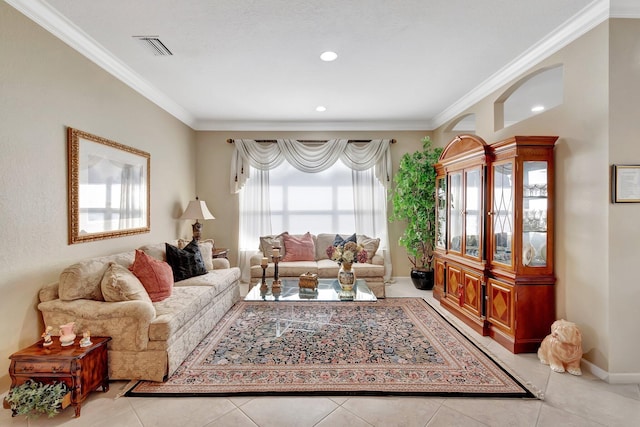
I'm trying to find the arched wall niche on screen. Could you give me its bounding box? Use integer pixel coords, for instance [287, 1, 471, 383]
[494, 64, 564, 130]
[446, 113, 476, 133]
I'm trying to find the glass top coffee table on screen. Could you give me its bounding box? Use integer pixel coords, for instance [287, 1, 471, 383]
[244, 278, 377, 302]
[244, 278, 376, 337]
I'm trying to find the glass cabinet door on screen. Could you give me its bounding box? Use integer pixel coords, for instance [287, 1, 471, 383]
[522, 161, 548, 267]
[464, 168, 481, 258]
[436, 176, 447, 249]
[449, 172, 463, 253]
[492, 162, 514, 266]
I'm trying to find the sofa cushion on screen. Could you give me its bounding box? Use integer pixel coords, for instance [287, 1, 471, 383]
[357, 235, 381, 262]
[282, 232, 315, 261]
[259, 233, 287, 258]
[101, 262, 152, 303]
[130, 250, 174, 302]
[58, 251, 135, 301]
[166, 241, 208, 282]
[149, 286, 215, 342]
[275, 261, 319, 277]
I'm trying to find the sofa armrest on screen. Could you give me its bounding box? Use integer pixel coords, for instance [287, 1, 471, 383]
[212, 258, 230, 269]
[39, 282, 60, 302]
[38, 299, 155, 351]
[371, 254, 384, 266]
[250, 252, 265, 266]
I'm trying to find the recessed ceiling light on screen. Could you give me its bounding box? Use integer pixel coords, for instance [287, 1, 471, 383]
[316, 106, 327, 112]
[320, 51, 338, 62]
[531, 105, 545, 113]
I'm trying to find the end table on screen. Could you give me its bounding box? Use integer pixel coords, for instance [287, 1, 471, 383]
[212, 248, 229, 259]
[4, 336, 110, 418]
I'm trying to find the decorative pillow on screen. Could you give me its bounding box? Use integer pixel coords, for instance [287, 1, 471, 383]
[166, 240, 208, 282]
[129, 250, 173, 302]
[101, 262, 152, 303]
[281, 232, 316, 262]
[259, 233, 286, 258]
[333, 233, 357, 247]
[178, 238, 214, 271]
[357, 235, 381, 262]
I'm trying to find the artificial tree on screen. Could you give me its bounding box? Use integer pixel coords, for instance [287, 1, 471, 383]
[390, 136, 443, 289]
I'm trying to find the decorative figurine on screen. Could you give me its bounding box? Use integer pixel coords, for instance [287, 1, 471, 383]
[41, 326, 53, 347]
[80, 330, 93, 348]
[538, 319, 583, 375]
[59, 322, 76, 346]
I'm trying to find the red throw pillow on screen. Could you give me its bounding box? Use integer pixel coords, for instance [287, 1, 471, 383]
[129, 249, 174, 302]
[282, 232, 316, 262]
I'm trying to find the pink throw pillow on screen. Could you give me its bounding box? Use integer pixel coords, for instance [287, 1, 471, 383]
[282, 232, 316, 262]
[129, 249, 174, 302]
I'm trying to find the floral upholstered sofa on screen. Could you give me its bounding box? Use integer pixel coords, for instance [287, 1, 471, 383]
[250, 232, 386, 297]
[38, 239, 241, 382]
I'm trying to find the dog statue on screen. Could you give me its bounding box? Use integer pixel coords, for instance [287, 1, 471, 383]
[538, 319, 583, 375]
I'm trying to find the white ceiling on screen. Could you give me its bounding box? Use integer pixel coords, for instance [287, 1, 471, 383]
[7, 0, 640, 130]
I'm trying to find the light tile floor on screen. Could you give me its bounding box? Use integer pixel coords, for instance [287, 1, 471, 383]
[2, 278, 639, 426]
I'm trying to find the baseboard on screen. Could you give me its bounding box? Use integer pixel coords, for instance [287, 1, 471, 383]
[581, 359, 640, 384]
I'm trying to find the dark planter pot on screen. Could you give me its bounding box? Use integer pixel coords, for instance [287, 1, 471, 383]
[410, 269, 434, 290]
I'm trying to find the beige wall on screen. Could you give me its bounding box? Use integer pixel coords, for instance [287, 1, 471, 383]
[0, 3, 196, 388]
[195, 131, 435, 278]
[608, 19, 640, 375]
[434, 19, 640, 379]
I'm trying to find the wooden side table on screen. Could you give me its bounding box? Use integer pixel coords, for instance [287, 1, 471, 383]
[212, 248, 229, 259]
[4, 336, 110, 418]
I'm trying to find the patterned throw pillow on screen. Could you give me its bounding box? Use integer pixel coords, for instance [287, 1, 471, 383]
[165, 240, 208, 282]
[357, 235, 381, 262]
[178, 238, 214, 271]
[333, 233, 357, 247]
[129, 250, 174, 302]
[259, 233, 287, 258]
[281, 232, 316, 262]
[101, 262, 152, 303]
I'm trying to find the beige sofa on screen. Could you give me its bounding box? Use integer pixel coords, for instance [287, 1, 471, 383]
[38, 241, 241, 382]
[250, 233, 386, 297]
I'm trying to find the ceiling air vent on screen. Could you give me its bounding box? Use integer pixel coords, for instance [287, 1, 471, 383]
[133, 36, 173, 56]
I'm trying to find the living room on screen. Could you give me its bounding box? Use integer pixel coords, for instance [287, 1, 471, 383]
[1, 0, 640, 425]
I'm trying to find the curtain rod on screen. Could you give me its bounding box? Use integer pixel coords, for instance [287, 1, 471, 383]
[226, 139, 396, 144]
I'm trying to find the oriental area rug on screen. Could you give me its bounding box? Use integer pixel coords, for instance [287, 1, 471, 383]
[126, 298, 536, 398]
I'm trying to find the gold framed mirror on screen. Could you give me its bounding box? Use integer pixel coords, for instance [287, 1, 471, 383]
[67, 127, 150, 244]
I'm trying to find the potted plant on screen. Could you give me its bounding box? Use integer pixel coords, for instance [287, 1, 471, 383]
[5, 380, 70, 419]
[390, 136, 443, 290]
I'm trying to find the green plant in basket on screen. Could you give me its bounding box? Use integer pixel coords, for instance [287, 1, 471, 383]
[5, 380, 69, 419]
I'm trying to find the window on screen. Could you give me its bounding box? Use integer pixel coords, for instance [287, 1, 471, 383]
[268, 161, 357, 234]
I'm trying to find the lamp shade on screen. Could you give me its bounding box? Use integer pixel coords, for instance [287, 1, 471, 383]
[179, 198, 215, 221]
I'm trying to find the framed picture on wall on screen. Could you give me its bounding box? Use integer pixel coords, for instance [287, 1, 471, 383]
[612, 165, 640, 203]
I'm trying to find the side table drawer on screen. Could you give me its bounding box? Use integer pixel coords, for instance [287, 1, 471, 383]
[14, 360, 71, 374]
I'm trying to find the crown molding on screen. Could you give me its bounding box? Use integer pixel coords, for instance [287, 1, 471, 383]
[5, 0, 196, 128]
[431, 0, 610, 130]
[193, 119, 433, 132]
[9, 0, 634, 132]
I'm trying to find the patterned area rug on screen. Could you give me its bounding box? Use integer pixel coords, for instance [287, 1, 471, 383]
[127, 298, 536, 397]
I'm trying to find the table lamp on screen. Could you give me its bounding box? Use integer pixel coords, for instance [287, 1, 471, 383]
[179, 197, 215, 241]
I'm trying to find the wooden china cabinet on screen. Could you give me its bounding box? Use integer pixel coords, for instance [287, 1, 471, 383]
[433, 135, 558, 353]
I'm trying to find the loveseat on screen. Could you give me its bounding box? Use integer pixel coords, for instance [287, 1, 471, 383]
[250, 232, 386, 297]
[38, 240, 241, 382]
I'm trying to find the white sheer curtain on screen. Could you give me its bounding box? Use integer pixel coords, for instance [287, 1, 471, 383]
[353, 168, 392, 281]
[238, 168, 272, 282]
[232, 139, 393, 282]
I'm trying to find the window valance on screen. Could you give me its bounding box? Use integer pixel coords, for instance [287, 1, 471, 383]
[229, 139, 393, 193]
